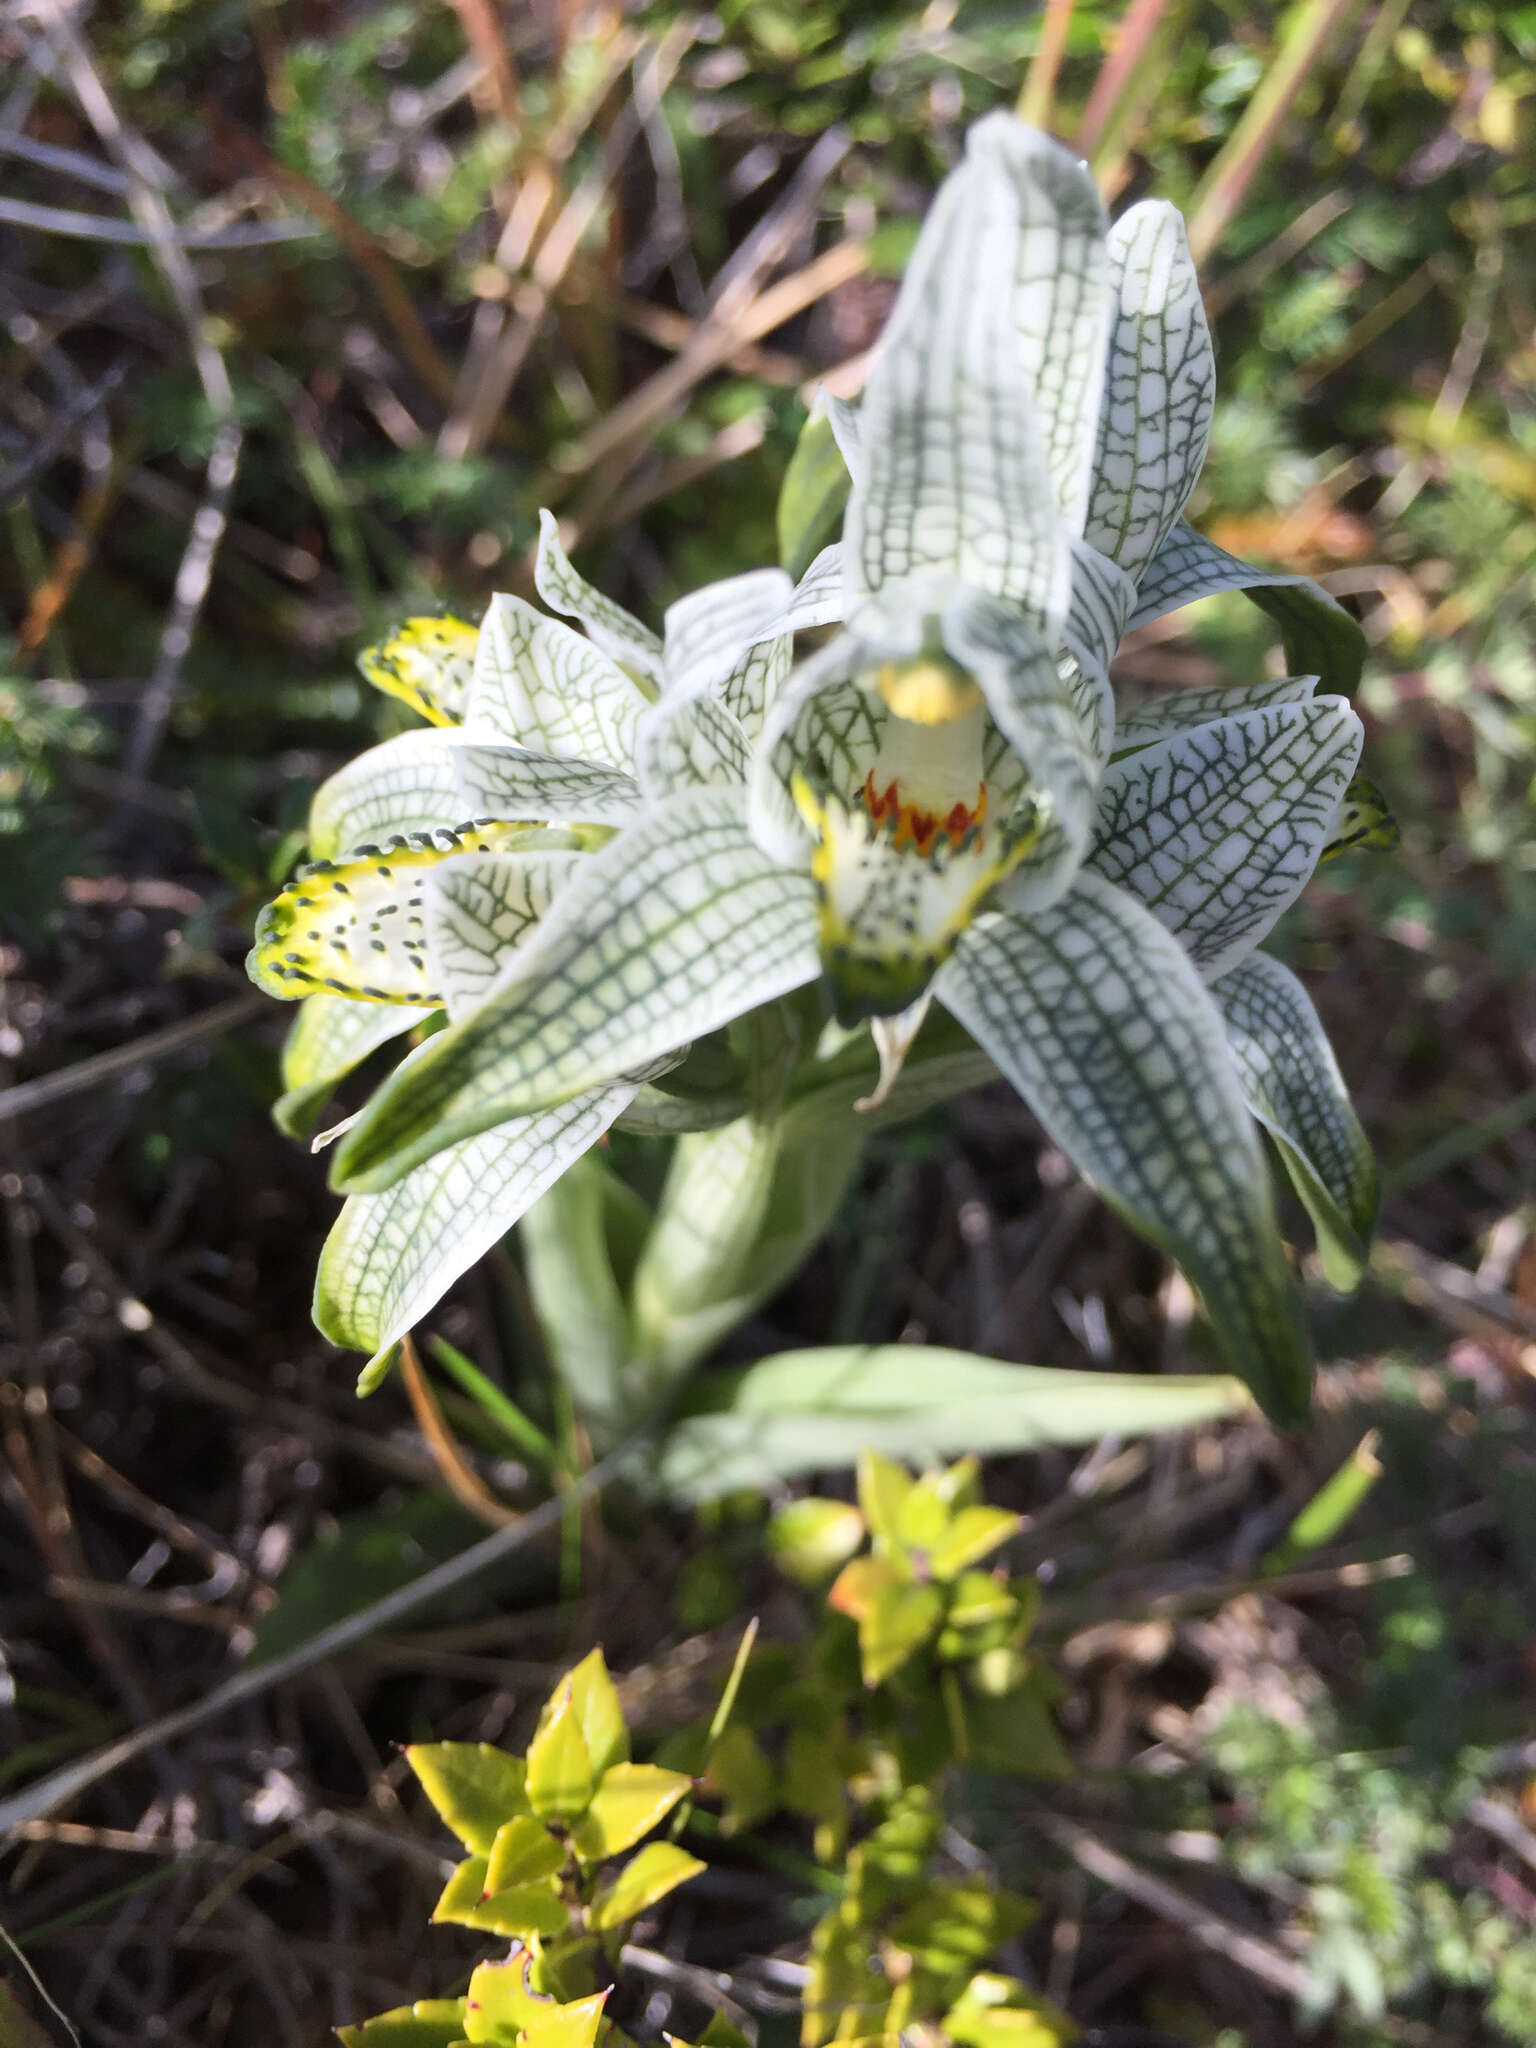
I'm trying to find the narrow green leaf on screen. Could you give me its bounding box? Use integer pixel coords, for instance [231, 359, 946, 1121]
[1212, 949, 1378, 1288]
[518, 1153, 637, 1440]
[314, 1084, 633, 1375]
[1130, 519, 1366, 697]
[1086, 696, 1362, 981]
[525, 1681, 595, 1821]
[657, 1348, 1253, 1499]
[1262, 1428, 1382, 1574]
[571, 1761, 693, 1861]
[778, 402, 852, 582]
[466, 593, 644, 768]
[939, 875, 1312, 1424]
[589, 1840, 706, 1931]
[332, 793, 818, 1192]
[407, 1743, 529, 1853]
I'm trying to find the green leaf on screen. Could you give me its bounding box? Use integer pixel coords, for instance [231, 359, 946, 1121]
[331, 792, 819, 1192]
[661, 567, 793, 699]
[889, 1876, 1033, 1978]
[314, 1085, 634, 1377]
[249, 1490, 500, 1664]
[431, 1856, 569, 1938]
[778, 402, 852, 581]
[657, 1347, 1253, 1499]
[589, 1840, 707, 1931]
[929, 1506, 1020, 1581]
[336, 2000, 470, 2048]
[571, 1761, 693, 1861]
[535, 509, 664, 684]
[859, 1579, 944, 1685]
[857, 1450, 915, 1548]
[1086, 695, 1362, 982]
[939, 875, 1312, 1425]
[847, 117, 1079, 624]
[274, 991, 433, 1138]
[462, 1959, 607, 2048]
[944, 1973, 1077, 2048]
[1130, 519, 1366, 697]
[308, 730, 464, 862]
[358, 615, 477, 727]
[483, 1814, 565, 1892]
[701, 1722, 777, 1836]
[525, 1679, 596, 1821]
[767, 1498, 867, 1584]
[632, 1106, 866, 1383]
[562, 1645, 629, 1779]
[408, 1743, 529, 1852]
[466, 593, 645, 768]
[518, 1153, 638, 1440]
[1085, 200, 1214, 581]
[961, 1676, 1073, 1780]
[1212, 950, 1378, 1288]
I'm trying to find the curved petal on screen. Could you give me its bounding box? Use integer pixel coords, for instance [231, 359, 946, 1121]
[1129, 518, 1366, 698]
[423, 848, 583, 1019]
[534, 509, 664, 683]
[661, 567, 793, 698]
[938, 875, 1310, 1424]
[357, 615, 477, 726]
[1212, 950, 1378, 1290]
[274, 992, 435, 1139]
[633, 693, 753, 800]
[316, 1084, 634, 1378]
[1085, 202, 1215, 580]
[846, 119, 1075, 623]
[467, 595, 646, 768]
[309, 729, 467, 861]
[331, 791, 820, 1192]
[1086, 697, 1362, 980]
[748, 632, 883, 865]
[451, 745, 643, 826]
[1111, 675, 1318, 756]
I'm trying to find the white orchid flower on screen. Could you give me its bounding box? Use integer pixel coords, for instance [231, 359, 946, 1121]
[261, 113, 1386, 1424]
[249, 537, 786, 1386]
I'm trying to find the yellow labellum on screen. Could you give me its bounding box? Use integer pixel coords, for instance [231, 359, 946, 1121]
[357, 616, 478, 726]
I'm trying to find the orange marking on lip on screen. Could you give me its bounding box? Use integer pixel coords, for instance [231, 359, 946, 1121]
[862, 774, 987, 855]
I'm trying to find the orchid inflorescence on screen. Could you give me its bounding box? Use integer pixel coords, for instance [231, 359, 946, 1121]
[250, 114, 1394, 1426]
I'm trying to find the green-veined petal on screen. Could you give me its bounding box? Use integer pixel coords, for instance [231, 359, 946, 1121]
[330, 791, 819, 1192]
[1086, 697, 1362, 981]
[466, 594, 646, 768]
[846, 118, 1072, 625]
[315, 1082, 634, 1375]
[1110, 675, 1318, 756]
[309, 730, 467, 861]
[422, 848, 583, 1019]
[938, 874, 1311, 1424]
[1084, 201, 1214, 580]
[534, 509, 664, 683]
[451, 744, 642, 825]
[1129, 518, 1366, 697]
[662, 567, 793, 699]
[1061, 538, 1139, 764]
[274, 991, 435, 1137]
[633, 693, 753, 799]
[357, 615, 478, 726]
[1212, 950, 1378, 1290]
